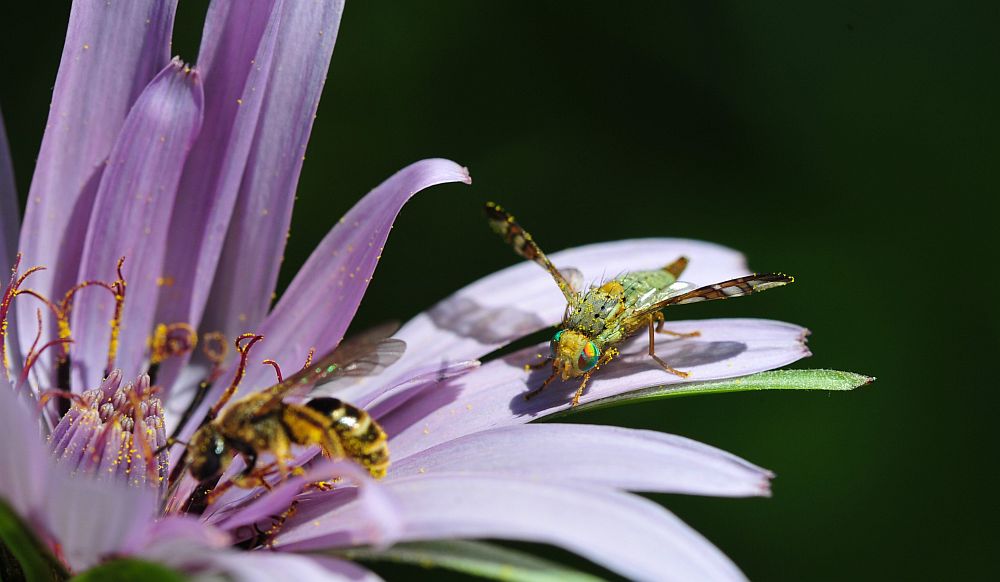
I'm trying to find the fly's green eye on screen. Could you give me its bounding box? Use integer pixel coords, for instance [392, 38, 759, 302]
[550, 330, 564, 356]
[577, 341, 600, 371]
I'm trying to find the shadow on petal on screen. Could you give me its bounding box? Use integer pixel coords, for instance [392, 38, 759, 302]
[427, 296, 547, 345]
[511, 339, 748, 414]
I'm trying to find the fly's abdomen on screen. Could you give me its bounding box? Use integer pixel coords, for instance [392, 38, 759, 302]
[306, 397, 389, 479]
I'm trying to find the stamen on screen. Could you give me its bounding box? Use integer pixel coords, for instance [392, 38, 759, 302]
[201, 331, 228, 382]
[147, 322, 198, 384]
[262, 359, 284, 383]
[1, 254, 46, 381]
[104, 257, 127, 375]
[49, 370, 169, 491]
[209, 333, 264, 419]
[303, 347, 316, 368]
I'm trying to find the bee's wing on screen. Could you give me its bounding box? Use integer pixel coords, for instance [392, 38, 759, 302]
[485, 202, 579, 304]
[624, 273, 794, 327]
[263, 322, 406, 401]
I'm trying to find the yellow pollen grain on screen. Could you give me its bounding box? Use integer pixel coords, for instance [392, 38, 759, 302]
[83, 43, 90, 50]
[422, 424, 430, 435]
[236, 98, 243, 105]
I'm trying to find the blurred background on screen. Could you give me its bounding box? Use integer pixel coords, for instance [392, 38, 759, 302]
[1, 2, 995, 580]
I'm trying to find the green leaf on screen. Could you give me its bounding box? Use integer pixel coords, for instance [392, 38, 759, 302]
[338, 540, 602, 582]
[70, 559, 186, 582]
[557, 369, 874, 416]
[0, 499, 69, 582]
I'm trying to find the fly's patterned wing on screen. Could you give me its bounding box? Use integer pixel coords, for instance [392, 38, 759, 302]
[485, 202, 578, 304]
[263, 322, 405, 403]
[654, 273, 793, 308]
[624, 273, 794, 328]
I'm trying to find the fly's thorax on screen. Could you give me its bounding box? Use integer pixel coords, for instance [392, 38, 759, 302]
[567, 283, 626, 336]
[550, 329, 602, 378]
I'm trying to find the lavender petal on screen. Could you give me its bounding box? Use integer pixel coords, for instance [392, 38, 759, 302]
[0, 110, 22, 381]
[69, 60, 203, 388]
[15, 0, 176, 380]
[381, 318, 810, 459]
[391, 424, 773, 497]
[349, 238, 750, 406]
[0, 381, 48, 518]
[153, 0, 284, 394]
[275, 475, 745, 582]
[198, 0, 345, 344]
[46, 469, 158, 571]
[197, 553, 383, 582]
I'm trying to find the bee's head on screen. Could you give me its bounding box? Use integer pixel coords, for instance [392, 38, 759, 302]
[188, 424, 232, 481]
[549, 329, 600, 379]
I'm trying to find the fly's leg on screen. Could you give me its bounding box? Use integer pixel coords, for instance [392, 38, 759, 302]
[524, 371, 559, 400]
[523, 353, 551, 372]
[570, 347, 618, 406]
[648, 317, 690, 378]
[209, 461, 278, 505]
[653, 312, 700, 338]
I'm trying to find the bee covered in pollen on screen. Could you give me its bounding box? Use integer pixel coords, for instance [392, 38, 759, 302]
[178, 324, 404, 492]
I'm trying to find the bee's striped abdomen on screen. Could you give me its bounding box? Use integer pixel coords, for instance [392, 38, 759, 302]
[306, 397, 389, 479]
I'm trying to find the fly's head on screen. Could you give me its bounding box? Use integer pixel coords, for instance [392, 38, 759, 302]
[549, 328, 601, 379]
[188, 423, 233, 481]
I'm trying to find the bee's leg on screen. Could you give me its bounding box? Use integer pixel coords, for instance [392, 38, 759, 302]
[262, 500, 300, 548]
[653, 312, 700, 338]
[570, 348, 618, 407]
[524, 371, 559, 401]
[648, 317, 691, 378]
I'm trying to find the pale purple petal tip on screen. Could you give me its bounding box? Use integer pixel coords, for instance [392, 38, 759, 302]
[383, 318, 809, 460]
[276, 475, 744, 582]
[70, 60, 204, 388]
[391, 424, 773, 497]
[15, 0, 176, 381]
[198, 0, 346, 344]
[155, 0, 284, 380]
[181, 159, 471, 442]
[232, 158, 470, 388]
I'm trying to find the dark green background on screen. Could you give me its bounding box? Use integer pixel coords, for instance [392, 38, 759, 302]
[2, 2, 995, 580]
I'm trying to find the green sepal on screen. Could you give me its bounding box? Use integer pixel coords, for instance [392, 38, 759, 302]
[556, 368, 874, 416]
[0, 498, 69, 582]
[69, 559, 186, 582]
[337, 540, 602, 582]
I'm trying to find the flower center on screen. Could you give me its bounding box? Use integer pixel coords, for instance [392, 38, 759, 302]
[48, 370, 169, 490]
[1, 254, 211, 491]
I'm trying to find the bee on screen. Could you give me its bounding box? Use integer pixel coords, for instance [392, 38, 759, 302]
[184, 324, 404, 489]
[485, 202, 794, 406]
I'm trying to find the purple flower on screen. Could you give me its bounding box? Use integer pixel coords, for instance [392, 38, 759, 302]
[0, 2, 870, 580]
